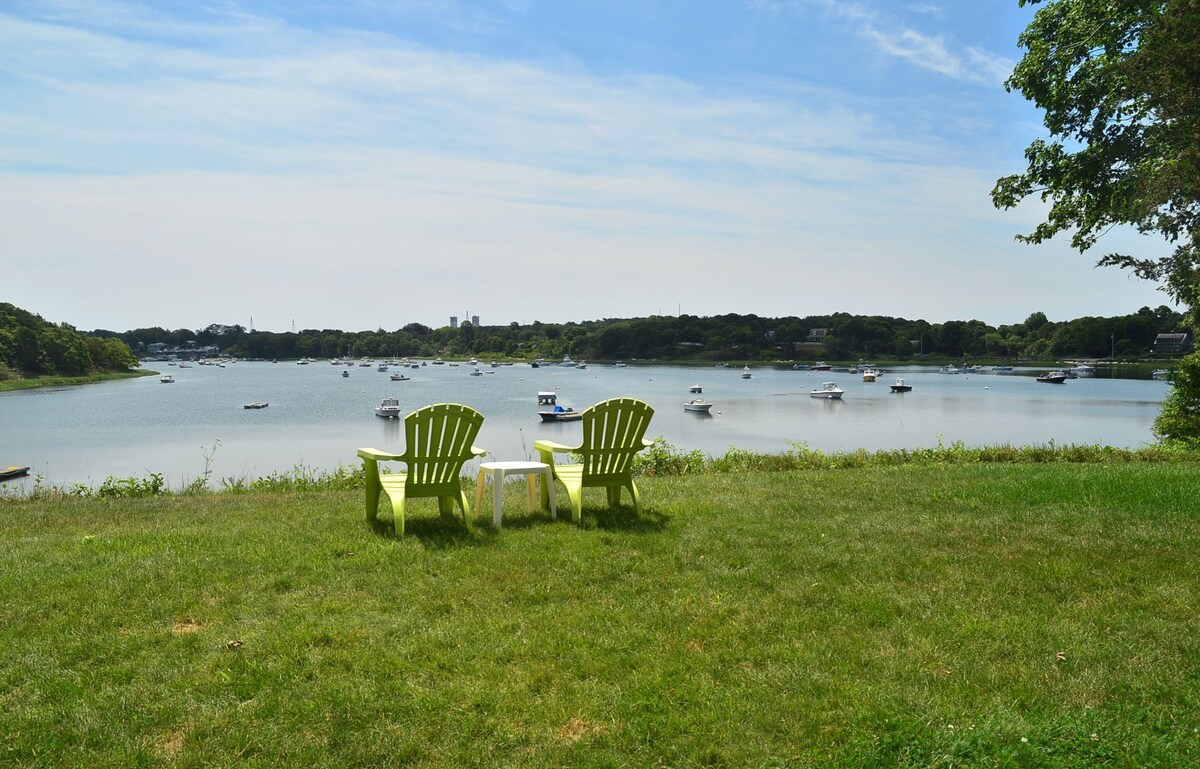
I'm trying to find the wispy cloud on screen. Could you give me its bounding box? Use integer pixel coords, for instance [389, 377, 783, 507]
[750, 0, 1012, 86]
[0, 2, 1164, 331]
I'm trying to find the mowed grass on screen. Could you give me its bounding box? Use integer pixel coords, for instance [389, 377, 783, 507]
[2, 463, 1199, 768]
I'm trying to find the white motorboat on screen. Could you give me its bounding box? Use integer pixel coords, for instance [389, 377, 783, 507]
[1036, 371, 1069, 384]
[390, 373, 410, 381]
[684, 399, 713, 413]
[810, 382, 845, 399]
[741, 366, 752, 379]
[375, 396, 403, 418]
[889, 377, 912, 393]
[537, 391, 557, 405]
[689, 384, 703, 393]
[939, 365, 960, 374]
[862, 368, 879, 382]
[558, 355, 577, 367]
[160, 374, 175, 384]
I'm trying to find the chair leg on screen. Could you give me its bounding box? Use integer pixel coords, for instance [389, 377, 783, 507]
[474, 469, 487, 518]
[627, 479, 642, 515]
[393, 495, 405, 536]
[566, 485, 583, 523]
[539, 471, 552, 509]
[457, 491, 474, 531]
[363, 460, 381, 524]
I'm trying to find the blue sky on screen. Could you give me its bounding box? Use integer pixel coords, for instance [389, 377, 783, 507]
[0, 0, 1176, 333]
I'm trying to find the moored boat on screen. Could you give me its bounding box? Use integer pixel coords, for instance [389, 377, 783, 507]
[889, 378, 912, 393]
[375, 396, 403, 418]
[689, 384, 703, 393]
[741, 366, 752, 379]
[1, 465, 30, 481]
[160, 374, 175, 383]
[539, 405, 581, 422]
[1037, 371, 1069, 384]
[684, 399, 713, 413]
[810, 382, 845, 399]
[243, 402, 269, 409]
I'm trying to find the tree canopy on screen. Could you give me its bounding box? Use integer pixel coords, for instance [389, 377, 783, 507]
[0, 303, 138, 379]
[993, 0, 1200, 322]
[995, 0, 1200, 445]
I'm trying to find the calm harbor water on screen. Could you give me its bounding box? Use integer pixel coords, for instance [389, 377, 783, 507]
[1, 360, 1169, 491]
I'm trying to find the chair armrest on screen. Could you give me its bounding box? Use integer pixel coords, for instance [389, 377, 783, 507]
[357, 447, 405, 462]
[533, 439, 576, 469]
[532, 439, 576, 454]
[642, 438, 655, 448]
[470, 446, 487, 459]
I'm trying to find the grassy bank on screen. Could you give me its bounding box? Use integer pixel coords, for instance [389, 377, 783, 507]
[3, 461, 1199, 767]
[0, 370, 155, 392]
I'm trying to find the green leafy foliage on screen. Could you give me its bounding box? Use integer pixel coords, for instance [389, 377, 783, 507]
[995, 0, 1200, 322]
[0, 302, 138, 377]
[1154, 349, 1200, 446]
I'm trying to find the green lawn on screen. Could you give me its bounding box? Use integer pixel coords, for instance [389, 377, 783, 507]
[3, 463, 1199, 767]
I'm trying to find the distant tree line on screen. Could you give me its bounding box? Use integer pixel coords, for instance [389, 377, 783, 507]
[0, 303, 138, 379]
[111, 306, 1187, 363]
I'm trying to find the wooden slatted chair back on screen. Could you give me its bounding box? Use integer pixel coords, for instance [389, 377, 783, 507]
[403, 403, 485, 489]
[578, 397, 655, 483]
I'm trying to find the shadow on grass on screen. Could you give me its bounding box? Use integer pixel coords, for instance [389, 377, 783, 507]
[366, 513, 477, 548]
[582, 503, 670, 533]
[367, 501, 669, 543]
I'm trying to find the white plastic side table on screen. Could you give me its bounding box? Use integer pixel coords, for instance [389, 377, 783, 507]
[474, 461, 557, 528]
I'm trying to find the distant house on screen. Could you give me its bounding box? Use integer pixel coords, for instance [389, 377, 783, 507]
[1154, 332, 1192, 354]
[806, 328, 829, 344]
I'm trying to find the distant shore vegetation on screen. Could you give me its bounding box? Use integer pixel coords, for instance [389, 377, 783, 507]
[97, 306, 1187, 365]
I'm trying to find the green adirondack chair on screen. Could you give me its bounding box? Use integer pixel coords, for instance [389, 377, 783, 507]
[534, 397, 655, 522]
[357, 403, 486, 535]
